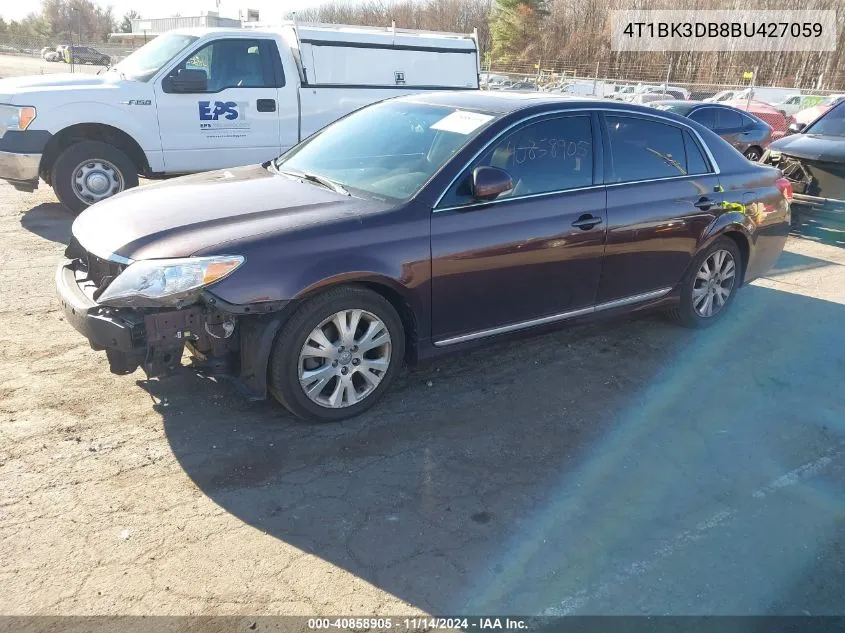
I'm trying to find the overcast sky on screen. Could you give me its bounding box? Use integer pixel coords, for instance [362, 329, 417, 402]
[1, 0, 333, 24]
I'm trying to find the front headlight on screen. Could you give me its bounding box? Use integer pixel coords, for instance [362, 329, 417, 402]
[97, 255, 244, 307]
[0, 105, 37, 138]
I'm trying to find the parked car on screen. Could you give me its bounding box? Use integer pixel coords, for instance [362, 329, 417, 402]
[501, 80, 537, 91]
[0, 23, 480, 213]
[704, 89, 741, 103]
[650, 101, 774, 161]
[644, 85, 690, 100]
[624, 93, 671, 105]
[57, 94, 791, 421]
[763, 99, 845, 217]
[790, 94, 845, 129]
[67, 45, 110, 65]
[722, 99, 789, 142]
[733, 87, 800, 105]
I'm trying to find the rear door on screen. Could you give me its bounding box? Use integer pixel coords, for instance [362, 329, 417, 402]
[154, 36, 283, 173]
[597, 113, 723, 303]
[430, 113, 607, 343]
[712, 107, 747, 150]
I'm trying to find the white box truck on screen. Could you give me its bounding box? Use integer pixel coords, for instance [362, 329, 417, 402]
[0, 22, 479, 212]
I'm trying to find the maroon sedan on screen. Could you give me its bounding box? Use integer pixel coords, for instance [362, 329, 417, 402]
[58, 93, 792, 421]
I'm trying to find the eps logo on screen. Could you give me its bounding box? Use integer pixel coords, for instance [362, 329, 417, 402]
[198, 100, 241, 121]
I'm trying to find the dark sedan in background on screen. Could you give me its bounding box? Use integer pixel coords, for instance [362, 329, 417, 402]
[650, 101, 774, 161]
[57, 94, 791, 422]
[68, 45, 110, 65]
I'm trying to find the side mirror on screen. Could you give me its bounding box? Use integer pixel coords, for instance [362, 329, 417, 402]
[788, 121, 806, 134]
[472, 166, 513, 201]
[164, 68, 207, 93]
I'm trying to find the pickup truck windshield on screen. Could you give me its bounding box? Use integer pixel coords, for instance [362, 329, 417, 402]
[113, 33, 199, 82]
[274, 101, 498, 201]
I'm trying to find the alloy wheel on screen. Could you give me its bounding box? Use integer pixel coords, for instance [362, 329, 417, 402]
[692, 249, 736, 318]
[298, 309, 392, 408]
[72, 159, 124, 205]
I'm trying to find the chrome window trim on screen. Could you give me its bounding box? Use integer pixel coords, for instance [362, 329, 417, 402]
[433, 287, 673, 347]
[432, 106, 720, 211]
[435, 183, 605, 213]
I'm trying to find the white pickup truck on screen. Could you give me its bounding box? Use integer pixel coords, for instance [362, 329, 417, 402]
[0, 22, 479, 212]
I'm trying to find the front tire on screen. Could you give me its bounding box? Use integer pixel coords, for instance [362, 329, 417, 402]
[268, 286, 405, 422]
[51, 141, 138, 214]
[670, 237, 742, 328]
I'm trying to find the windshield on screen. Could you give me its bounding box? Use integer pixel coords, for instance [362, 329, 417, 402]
[113, 33, 198, 81]
[274, 101, 497, 201]
[805, 101, 845, 136]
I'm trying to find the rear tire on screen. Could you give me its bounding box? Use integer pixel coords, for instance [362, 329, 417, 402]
[744, 146, 763, 162]
[51, 141, 138, 214]
[268, 286, 405, 422]
[669, 236, 742, 328]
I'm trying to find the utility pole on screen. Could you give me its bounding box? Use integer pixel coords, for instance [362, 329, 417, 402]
[746, 66, 758, 111]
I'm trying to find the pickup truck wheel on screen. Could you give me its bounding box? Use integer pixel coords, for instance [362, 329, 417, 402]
[269, 286, 405, 422]
[52, 141, 138, 213]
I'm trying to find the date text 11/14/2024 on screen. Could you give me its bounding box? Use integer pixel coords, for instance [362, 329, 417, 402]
[307, 617, 530, 630]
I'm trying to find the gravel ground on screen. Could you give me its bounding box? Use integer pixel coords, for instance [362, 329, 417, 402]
[1, 182, 844, 617]
[0, 54, 102, 80]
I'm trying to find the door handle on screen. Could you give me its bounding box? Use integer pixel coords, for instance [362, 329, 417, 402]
[256, 98, 276, 112]
[694, 197, 714, 210]
[571, 214, 603, 230]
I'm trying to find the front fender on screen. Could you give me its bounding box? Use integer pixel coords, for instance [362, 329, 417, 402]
[40, 99, 161, 155]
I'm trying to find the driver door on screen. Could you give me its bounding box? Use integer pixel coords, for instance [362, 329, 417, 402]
[430, 113, 607, 342]
[154, 37, 285, 173]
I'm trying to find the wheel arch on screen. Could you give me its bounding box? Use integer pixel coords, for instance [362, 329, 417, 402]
[292, 274, 419, 364]
[241, 275, 420, 401]
[700, 216, 752, 284]
[39, 123, 149, 184]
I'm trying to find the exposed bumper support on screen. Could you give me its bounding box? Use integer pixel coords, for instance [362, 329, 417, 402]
[56, 258, 287, 397]
[0, 151, 41, 191]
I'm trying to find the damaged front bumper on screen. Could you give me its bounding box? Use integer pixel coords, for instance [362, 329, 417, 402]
[56, 258, 287, 399]
[762, 150, 845, 219]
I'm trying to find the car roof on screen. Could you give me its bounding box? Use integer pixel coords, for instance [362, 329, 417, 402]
[398, 91, 623, 114]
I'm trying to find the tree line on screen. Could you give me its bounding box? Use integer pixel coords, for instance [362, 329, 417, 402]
[1, 0, 842, 89]
[0, 0, 140, 44]
[297, 0, 845, 89]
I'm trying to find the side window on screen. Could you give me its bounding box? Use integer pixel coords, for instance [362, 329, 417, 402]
[605, 116, 687, 182]
[788, 96, 800, 105]
[683, 131, 710, 175]
[715, 108, 743, 131]
[689, 108, 715, 129]
[440, 115, 594, 207]
[177, 39, 270, 91]
[740, 114, 757, 129]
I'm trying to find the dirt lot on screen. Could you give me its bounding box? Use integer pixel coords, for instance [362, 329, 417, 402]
[1, 182, 845, 617]
[0, 54, 102, 80]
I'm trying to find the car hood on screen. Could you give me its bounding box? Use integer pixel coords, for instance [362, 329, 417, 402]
[72, 165, 390, 261]
[769, 134, 845, 163]
[0, 72, 124, 102]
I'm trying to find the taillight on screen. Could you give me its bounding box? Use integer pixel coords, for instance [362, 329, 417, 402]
[776, 176, 793, 201]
